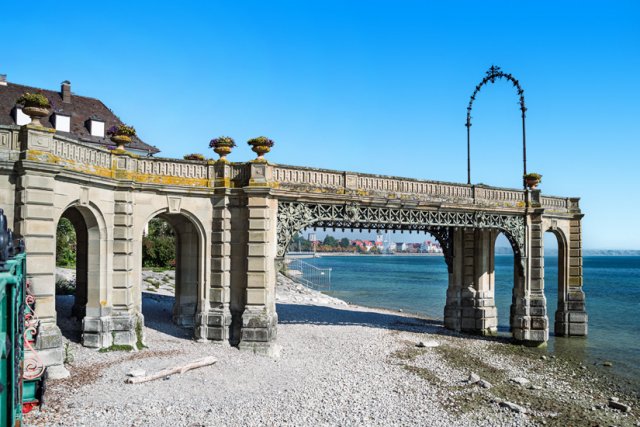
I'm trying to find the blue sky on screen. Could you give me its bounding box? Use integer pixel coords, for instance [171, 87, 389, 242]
[3, 1, 639, 249]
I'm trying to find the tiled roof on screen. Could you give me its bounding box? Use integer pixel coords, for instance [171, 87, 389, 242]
[0, 81, 160, 154]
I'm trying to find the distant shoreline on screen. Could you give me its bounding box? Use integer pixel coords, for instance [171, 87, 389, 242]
[286, 252, 444, 258]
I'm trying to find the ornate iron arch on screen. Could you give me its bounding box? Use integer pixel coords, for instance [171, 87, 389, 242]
[466, 65, 528, 188]
[276, 201, 526, 272]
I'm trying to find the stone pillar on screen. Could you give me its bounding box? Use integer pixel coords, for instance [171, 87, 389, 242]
[444, 228, 464, 331]
[512, 202, 549, 345]
[472, 229, 498, 335]
[197, 181, 233, 341]
[15, 126, 67, 377]
[91, 190, 138, 348]
[556, 214, 587, 336]
[239, 162, 278, 355]
[444, 228, 497, 335]
[172, 218, 199, 327]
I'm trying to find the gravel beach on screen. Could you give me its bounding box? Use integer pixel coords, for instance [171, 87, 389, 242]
[26, 271, 640, 426]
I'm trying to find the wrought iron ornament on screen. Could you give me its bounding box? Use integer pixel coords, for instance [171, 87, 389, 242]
[276, 201, 526, 269]
[466, 65, 528, 188]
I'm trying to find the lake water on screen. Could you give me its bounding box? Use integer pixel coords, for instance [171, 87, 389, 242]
[305, 255, 640, 389]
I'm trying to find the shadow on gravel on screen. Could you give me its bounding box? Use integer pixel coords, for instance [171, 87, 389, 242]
[277, 303, 445, 334]
[142, 293, 192, 339]
[276, 303, 517, 345]
[56, 295, 83, 343]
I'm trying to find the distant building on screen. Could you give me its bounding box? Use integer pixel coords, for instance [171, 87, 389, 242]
[351, 239, 374, 252]
[0, 75, 159, 156]
[395, 242, 408, 252]
[420, 240, 443, 253]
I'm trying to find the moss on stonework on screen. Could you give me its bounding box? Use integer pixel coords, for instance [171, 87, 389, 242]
[135, 318, 146, 350]
[99, 344, 134, 353]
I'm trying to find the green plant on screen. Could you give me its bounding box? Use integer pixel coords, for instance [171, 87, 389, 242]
[135, 318, 146, 350]
[56, 217, 76, 267]
[209, 136, 236, 148]
[524, 173, 542, 182]
[63, 342, 75, 364]
[183, 153, 206, 161]
[99, 344, 134, 353]
[107, 124, 136, 136]
[142, 218, 176, 268]
[247, 136, 274, 147]
[16, 92, 50, 108]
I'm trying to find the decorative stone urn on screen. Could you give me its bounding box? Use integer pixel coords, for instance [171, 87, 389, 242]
[22, 105, 50, 127]
[209, 136, 236, 163]
[110, 134, 131, 151]
[247, 136, 274, 162]
[107, 124, 136, 151]
[524, 173, 542, 189]
[213, 145, 233, 161]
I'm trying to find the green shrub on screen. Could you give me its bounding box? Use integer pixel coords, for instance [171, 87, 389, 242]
[16, 92, 51, 108]
[142, 218, 176, 268]
[56, 217, 76, 267]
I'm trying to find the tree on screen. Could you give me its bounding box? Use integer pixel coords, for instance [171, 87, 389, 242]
[142, 218, 176, 268]
[323, 235, 338, 247]
[339, 237, 351, 248]
[56, 217, 76, 267]
[291, 233, 311, 251]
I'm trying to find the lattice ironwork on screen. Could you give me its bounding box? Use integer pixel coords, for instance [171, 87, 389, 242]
[276, 201, 526, 269]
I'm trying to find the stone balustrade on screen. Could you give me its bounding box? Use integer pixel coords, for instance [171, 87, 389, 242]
[5, 127, 580, 212]
[273, 164, 579, 212]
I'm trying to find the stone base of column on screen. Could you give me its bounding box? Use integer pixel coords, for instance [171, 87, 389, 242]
[195, 310, 232, 341]
[45, 363, 70, 380]
[444, 303, 461, 331]
[512, 295, 549, 345]
[444, 287, 461, 331]
[33, 322, 69, 378]
[239, 307, 278, 354]
[555, 310, 588, 337]
[173, 302, 197, 328]
[457, 288, 498, 336]
[82, 313, 142, 349]
[512, 316, 549, 346]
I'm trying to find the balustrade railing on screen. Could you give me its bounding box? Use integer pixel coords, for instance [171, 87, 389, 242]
[12, 128, 579, 211]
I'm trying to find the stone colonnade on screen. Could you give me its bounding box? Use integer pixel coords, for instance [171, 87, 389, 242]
[443, 207, 587, 343]
[0, 126, 587, 377]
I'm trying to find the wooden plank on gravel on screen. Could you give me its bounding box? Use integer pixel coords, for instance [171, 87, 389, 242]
[125, 356, 217, 384]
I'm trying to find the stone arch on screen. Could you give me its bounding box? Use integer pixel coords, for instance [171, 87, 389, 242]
[140, 207, 208, 329]
[542, 224, 569, 335]
[55, 201, 109, 346]
[490, 230, 526, 335]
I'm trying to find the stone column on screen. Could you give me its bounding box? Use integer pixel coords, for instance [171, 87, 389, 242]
[512, 198, 549, 345]
[197, 184, 233, 340]
[444, 228, 465, 331]
[15, 126, 67, 377]
[94, 190, 138, 348]
[196, 163, 233, 341]
[556, 213, 587, 336]
[471, 229, 498, 335]
[444, 227, 498, 335]
[239, 162, 278, 355]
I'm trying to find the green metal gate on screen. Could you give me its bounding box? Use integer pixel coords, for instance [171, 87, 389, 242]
[0, 208, 45, 426]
